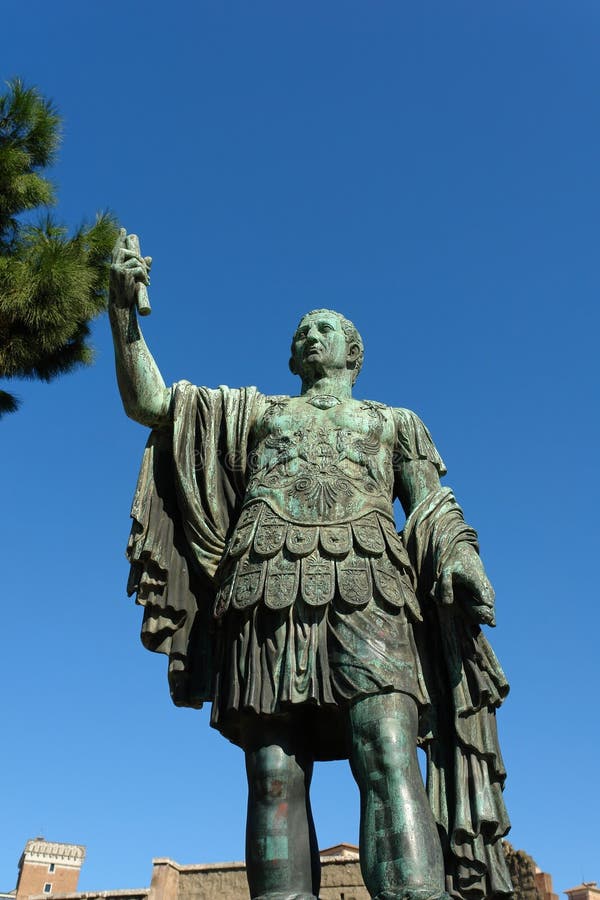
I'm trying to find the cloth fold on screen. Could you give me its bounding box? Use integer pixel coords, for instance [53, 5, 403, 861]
[126, 381, 259, 706]
[403, 487, 512, 900]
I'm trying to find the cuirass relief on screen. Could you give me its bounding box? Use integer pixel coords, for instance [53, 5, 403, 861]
[214, 395, 417, 620]
[244, 396, 396, 524]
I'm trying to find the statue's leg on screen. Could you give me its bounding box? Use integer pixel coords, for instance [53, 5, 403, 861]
[347, 691, 446, 900]
[244, 719, 319, 900]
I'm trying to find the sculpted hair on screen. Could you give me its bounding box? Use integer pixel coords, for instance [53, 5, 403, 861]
[289, 309, 365, 385]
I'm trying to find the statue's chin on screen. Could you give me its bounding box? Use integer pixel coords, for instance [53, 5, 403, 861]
[299, 362, 324, 383]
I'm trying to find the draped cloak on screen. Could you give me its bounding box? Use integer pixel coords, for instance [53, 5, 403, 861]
[126, 380, 513, 900]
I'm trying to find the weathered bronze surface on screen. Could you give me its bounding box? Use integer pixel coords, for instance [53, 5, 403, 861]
[110, 230, 512, 900]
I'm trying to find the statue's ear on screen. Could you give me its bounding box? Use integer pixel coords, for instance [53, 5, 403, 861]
[289, 356, 298, 376]
[347, 342, 360, 365]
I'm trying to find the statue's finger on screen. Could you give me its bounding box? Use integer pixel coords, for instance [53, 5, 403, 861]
[112, 227, 128, 258]
[127, 233, 142, 255]
[474, 604, 496, 627]
[473, 576, 495, 609]
[121, 249, 145, 263]
[437, 571, 454, 606]
[120, 259, 149, 285]
[483, 583, 495, 608]
[121, 256, 150, 280]
[122, 257, 145, 269]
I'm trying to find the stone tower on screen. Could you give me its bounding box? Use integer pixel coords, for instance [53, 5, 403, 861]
[15, 839, 85, 899]
[565, 883, 600, 900]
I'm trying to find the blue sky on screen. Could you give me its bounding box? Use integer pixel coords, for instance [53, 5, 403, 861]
[1, 1, 598, 895]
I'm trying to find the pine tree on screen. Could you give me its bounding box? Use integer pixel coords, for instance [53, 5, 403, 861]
[0, 79, 118, 415]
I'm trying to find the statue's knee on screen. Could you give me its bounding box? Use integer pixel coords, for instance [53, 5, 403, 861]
[349, 693, 419, 785]
[351, 718, 416, 784]
[247, 745, 299, 804]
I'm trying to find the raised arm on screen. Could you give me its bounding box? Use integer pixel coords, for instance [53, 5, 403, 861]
[109, 229, 171, 427]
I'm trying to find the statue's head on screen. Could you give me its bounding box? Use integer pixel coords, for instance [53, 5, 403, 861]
[289, 309, 364, 386]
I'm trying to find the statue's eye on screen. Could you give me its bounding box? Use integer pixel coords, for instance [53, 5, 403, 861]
[319, 324, 333, 333]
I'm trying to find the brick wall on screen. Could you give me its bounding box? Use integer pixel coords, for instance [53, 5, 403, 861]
[148, 853, 369, 900]
[17, 862, 80, 899]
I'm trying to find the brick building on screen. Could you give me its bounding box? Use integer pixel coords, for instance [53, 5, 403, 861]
[146, 844, 368, 900]
[565, 884, 600, 900]
[503, 841, 559, 900]
[14, 840, 85, 899]
[3, 837, 581, 900]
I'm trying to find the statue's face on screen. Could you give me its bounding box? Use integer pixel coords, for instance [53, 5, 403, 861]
[291, 311, 350, 382]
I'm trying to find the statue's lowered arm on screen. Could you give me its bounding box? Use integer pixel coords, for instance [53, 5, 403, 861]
[393, 408, 511, 899]
[109, 229, 171, 428]
[396, 454, 496, 627]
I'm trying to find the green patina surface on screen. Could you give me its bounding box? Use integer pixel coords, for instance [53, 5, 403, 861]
[109, 230, 512, 900]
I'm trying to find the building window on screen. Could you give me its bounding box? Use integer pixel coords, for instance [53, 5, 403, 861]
[48, 864, 55, 873]
[43, 884, 52, 894]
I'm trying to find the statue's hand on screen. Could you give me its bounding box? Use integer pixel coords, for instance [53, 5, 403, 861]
[437, 543, 496, 626]
[109, 228, 152, 311]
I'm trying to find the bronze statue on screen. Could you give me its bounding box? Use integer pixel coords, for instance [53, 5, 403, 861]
[110, 230, 512, 900]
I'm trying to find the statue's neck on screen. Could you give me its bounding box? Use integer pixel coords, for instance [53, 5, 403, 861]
[300, 373, 353, 400]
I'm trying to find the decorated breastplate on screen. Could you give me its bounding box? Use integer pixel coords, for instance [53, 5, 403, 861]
[214, 502, 419, 620]
[244, 396, 395, 525]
